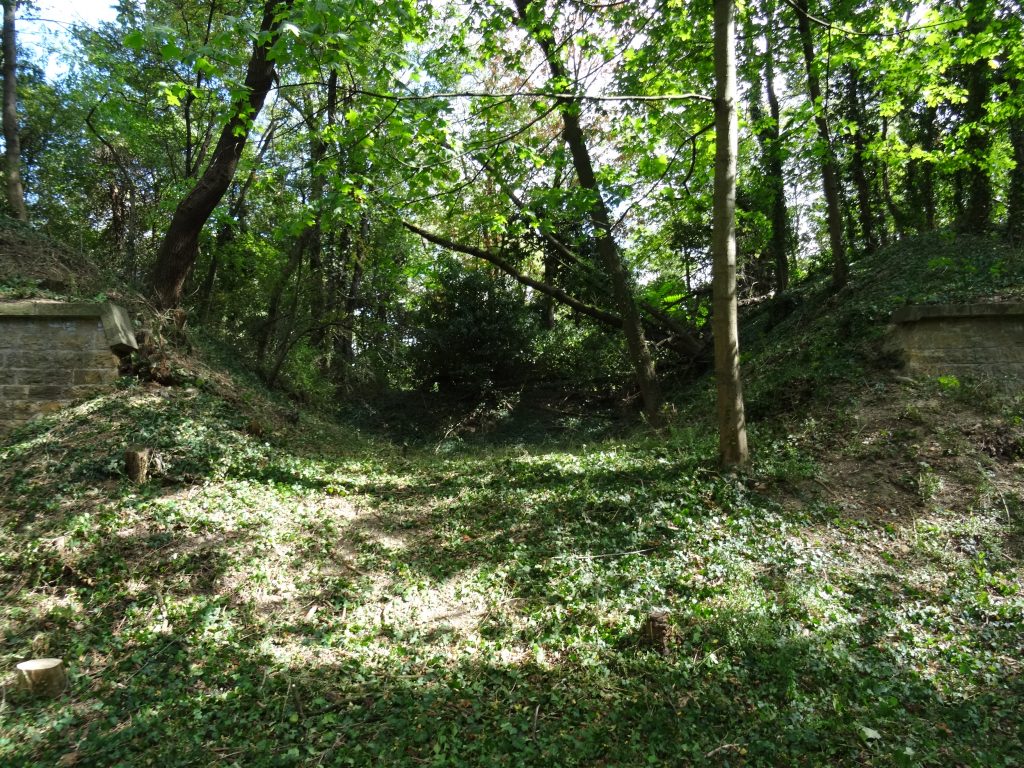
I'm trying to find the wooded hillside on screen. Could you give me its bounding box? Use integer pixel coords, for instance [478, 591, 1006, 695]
[3, 0, 1023, 419]
[1, 2, 1022, 766]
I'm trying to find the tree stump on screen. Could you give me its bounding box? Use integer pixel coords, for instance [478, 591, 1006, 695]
[641, 610, 674, 656]
[16, 658, 67, 697]
[125, 447, 152, 484]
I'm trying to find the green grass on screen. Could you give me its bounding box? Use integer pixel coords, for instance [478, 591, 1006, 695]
[1, 232, 1022, 766]
[1, 376, 1021, 767]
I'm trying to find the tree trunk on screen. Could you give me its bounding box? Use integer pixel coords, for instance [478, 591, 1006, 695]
[762, 7, 789, 292]
[903, 107, 937, 233]
[793, 0, 847, 289]
[512, 0, 662, 424]
[712, 0, 749, 469]
[150, 0, 294, 309]
[306, 72, 335, 350]
[845, 69, 879, 254]
[956, 0, 993, 233]
[541, 250, 557, 329]
[2, 0, 26, 221]
[1008, 113, 1024, 244]
[256, 246, 303, 369]
[748, 0, 789, 292]
[337, 215, 368, 361]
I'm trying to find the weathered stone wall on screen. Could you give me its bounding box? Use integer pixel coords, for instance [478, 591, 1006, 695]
[890, 304, 1024, 388]
[1, 302, 137, 432]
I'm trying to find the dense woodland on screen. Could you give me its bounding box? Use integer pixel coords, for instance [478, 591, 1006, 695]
[1, 1, 1023, 766]
[3, 0, 1023, 428]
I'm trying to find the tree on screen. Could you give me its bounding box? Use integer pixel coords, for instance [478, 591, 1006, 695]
[955, 0, 994, 233]
[2, 0, 26, 220]
[792, 0, 847, 289]
[712, 0, 748, 468]
[150, 0, 294, 309]
[744, 0, 789, 291]
[511, 0, 663, 424]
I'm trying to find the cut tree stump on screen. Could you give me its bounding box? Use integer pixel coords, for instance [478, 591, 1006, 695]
[641, 610, 674, 656]
[16, 658, 67, 697]
[125, 447, 152, 483]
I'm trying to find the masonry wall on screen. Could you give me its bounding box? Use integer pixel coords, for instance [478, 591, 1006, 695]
[0, 317, 119, 431]
[0, 302, 136, 433]
[892, 305, 1024, 388]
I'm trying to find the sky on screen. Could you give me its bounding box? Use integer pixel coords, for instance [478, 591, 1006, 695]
[20, 0, 121, 79]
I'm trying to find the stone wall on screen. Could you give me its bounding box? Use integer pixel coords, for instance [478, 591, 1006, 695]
[1, 302, 137, 432]
[890, 303, 1024, 389]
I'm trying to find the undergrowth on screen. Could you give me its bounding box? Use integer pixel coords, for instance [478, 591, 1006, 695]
[0, 232, 1022, 766]
[1, 378, 1021, 766]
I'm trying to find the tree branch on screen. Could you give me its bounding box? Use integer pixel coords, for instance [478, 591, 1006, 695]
[355, 88, 712, 103]
[402, 220, 624, 328]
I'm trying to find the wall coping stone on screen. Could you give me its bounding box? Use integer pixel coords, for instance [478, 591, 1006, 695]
[0, 300, 138, 354]
[892, 303, 1024, 324]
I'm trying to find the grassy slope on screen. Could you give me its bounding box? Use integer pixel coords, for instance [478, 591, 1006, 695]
[1, 234, 1023, 767]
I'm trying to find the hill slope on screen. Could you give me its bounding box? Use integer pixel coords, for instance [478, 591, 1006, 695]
[1, 233, 1022, 767]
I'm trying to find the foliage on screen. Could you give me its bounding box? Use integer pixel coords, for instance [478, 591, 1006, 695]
[409, 256, 539, 392]
[1, 347, 1021, 765]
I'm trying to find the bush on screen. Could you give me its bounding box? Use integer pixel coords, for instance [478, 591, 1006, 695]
[410, 258, 538, 392]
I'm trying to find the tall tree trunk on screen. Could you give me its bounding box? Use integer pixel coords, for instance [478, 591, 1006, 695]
[541, 249, 557, 329]
[1008, 112, 1024, 244]
[337, 216, 367, 362]
[512, 0, 662, 424]
[956, 0, 993, 233]
[845, 69, 879, 254]
[713, 0, 749, 468]
[150, 0, 294, 309]
[265, 254, 305, 386]
[748, 0, 789, 292]
[793, 0, 847, 289]
[305, 71, 335, 349]
[762, 6, 789, 292]
[256, 246, 303, 370]
[2, 0, 26, 221]
[903, 107, 938, 233]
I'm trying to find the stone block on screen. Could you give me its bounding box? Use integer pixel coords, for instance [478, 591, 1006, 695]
[73, 368, 117, 385]
[25, 385, 71, 400]
[2, 349, 43, 367]
[1, 325, 22, 345]
[6, 400, 37, 421]
[892, 304, 1024, 391]
[0, 384, 29, 398]
[8, 368, 68, 386]
[81, 351, 120, 369]
[32, 401, 67, 416]
[100, 304, 138, 353]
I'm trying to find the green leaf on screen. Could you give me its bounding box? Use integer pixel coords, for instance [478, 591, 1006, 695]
[160, 42, 182, 61]
[123, 30, 146, 51]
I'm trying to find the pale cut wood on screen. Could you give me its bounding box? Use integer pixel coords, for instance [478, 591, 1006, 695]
[125, 447, 152, 483]
[16, 658, 67, 697]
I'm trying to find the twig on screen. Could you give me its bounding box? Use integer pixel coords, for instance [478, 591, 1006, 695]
[552, 547, 658, 561]
[996, 490, 1012, 524]
[705, 742, 742, 758]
